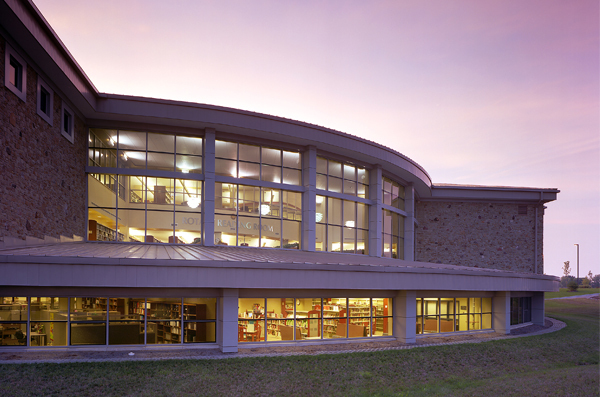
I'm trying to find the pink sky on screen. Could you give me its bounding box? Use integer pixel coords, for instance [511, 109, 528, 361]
[34, 0, 599, 278]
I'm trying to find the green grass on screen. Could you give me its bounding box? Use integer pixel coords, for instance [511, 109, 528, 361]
[1, 298, 598, 397]
[545, 288, 600, 299]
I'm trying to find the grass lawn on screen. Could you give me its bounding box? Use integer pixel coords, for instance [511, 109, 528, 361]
[545, 288, 600, 299]
[1, 299, 598, 397]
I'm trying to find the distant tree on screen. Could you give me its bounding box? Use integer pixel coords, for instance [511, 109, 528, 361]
[591, 274, 600, 289]
[581, 278, 590, 288]
[587, 270, 593, 282]
[560, 276, 575, 288]
[562, 261, 571, 278]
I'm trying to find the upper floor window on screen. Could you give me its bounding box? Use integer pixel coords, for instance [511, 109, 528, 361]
[215, 183, 302, 248]
[37, 76, 53, 125]
[4, 44, 27, 102]
[382, 177, 405, 210]
[215, 140, 301, 185]
[315, 195, 368, 254]
[316, 157, 369, 198]
[61, 102, 75, 143]
[88, 129, 203, 173]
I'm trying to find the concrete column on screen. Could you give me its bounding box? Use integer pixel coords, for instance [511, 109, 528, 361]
[393, 290, 416, 343]
[369, 165, 383, 257]
[218, 288, 239, 353]
[302, 146, 316, 251]
[403, 183, 415, 261]
[203, 129, 215, 246]
[531, 292, 545, 326]
[493, 291, 511, 334]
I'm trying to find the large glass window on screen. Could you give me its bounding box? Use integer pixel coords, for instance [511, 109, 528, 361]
[382, 177, 405, 210]
[382, 210, 405, 259]
[215, 183, 301, 248]
[30, 297, 68, 346]
[510, 297, 532, 325]
[70, 297, 107, 345]
[416, 297, 492, 335]
[0, 297, 217, 348]
[316, 157, 369, 198]
[88, 175, 202, 244]
[0, 297, 27, 346]
[315, 196, 368, 254]
[238, 297, 391, 342]
[183, 298, 217, 343]
[215, 140, 301, 185]
[88, 129, 203, 244]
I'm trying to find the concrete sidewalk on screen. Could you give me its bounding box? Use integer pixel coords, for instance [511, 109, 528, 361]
[549, 293, 600, 300]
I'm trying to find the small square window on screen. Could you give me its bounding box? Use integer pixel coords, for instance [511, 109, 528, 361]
[61, 102, 75, 143]
[4, 44, 27, 102]
[37, 76, 54, 125]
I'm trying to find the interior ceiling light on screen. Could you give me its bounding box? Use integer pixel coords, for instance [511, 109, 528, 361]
[315, 212, 323, 222]
[345, 220, 355, 228]
[260, 204, 270, 216]
[181, 169, 189, 173]
[187, 196, 201, 209]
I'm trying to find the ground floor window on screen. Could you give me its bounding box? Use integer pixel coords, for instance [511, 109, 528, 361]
[0, 297, 216, 347]
[510, 297, 532, 325]
[416, 297, 492, 335]
[238, 297, 392, 342]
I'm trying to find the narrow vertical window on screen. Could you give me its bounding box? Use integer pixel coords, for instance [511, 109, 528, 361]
[37, 76, 54, 125]
[61, 103, 75, 143]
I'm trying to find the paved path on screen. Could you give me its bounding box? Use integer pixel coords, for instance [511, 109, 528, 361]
[549, 293, 599, 300]
[0, 317, 565, 365]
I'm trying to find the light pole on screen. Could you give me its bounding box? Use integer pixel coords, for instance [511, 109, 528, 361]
[574, 243, 579, 283]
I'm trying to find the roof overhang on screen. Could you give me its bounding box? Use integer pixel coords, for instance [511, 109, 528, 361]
[0, 243, 559, 292]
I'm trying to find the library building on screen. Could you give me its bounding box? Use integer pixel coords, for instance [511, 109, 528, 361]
[0, 0, 558, 352]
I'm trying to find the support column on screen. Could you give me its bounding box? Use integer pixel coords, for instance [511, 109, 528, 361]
[393, 290, 416, 343]
[203, 129, 215, 246]
[218, 288, 239, 353]
[302, 146, 317, 251]
[369, 165, 383, 257]
[403, 183, 415, 261]
[493, 291, 511, 334]
[531, 292, 545, 326]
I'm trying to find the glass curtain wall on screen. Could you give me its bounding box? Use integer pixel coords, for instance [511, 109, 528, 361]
[510, 297, 532, 325]
[238, 297, 392, 343]
[0, 297, 217, 347]
[215, 183, 302, 248]
[315, 196, 368, 254]
[382, 176, 406, 259]
[215, 140, 301, 185]
[416, 297, 493, 334]
[316, 157, 369, 198]
[88, 129, 203, 244]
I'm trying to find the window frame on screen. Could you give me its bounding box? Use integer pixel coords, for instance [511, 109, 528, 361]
[61, 102, 75, 143]
[4, 44, 27, 102]
[36, 75, 54, 125]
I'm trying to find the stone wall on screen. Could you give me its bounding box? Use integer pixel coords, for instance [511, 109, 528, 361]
[415, 200, 544, 274]
[0, 37, 87, 241]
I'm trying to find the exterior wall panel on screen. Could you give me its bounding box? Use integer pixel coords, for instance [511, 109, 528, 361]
[415, 201, 544, 273]
[1, 37, 87, 242]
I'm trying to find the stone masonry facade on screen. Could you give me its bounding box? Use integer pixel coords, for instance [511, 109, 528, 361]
[415, 200, 544, 274]
[0, 36, 87, 241]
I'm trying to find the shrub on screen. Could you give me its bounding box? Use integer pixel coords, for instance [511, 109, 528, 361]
[567, 280, 579, 292]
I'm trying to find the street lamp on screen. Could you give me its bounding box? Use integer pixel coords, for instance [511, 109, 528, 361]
[574, 244, 580, 283]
